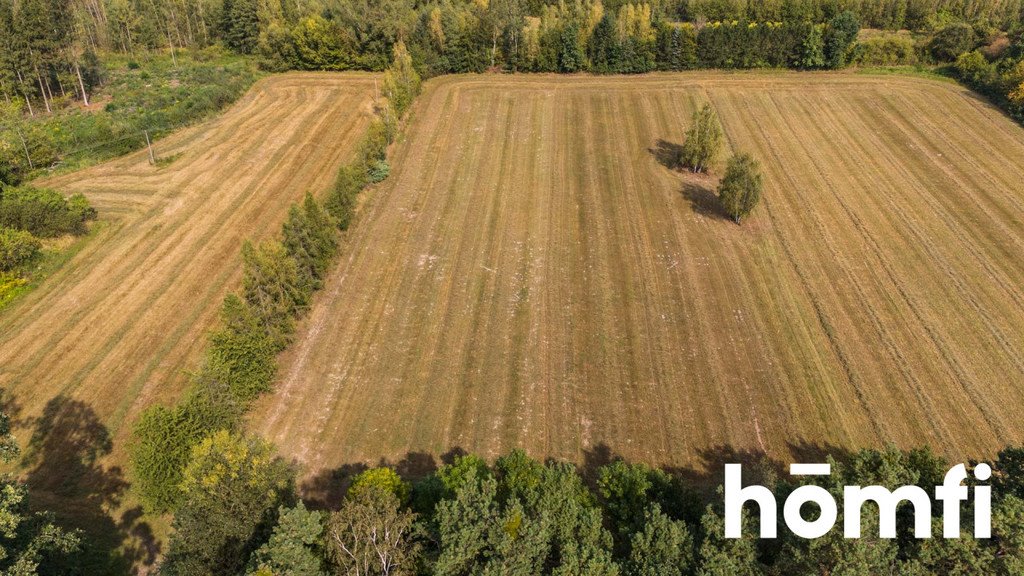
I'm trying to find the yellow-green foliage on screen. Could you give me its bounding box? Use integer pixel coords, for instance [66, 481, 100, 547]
[382, 40, 421, 117]
[181, 430, 286, 496]
[0, 272, 27, 307]
[0, 227, 40, 272]
[855, 34, 918, 66]
[348, 467, 411, 503]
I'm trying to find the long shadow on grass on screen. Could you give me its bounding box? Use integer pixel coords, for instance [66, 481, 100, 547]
[682, 181, 732, 222]
[22, 396, 159, 574]
[650, 139, 684, 171]
[301, 450, 446, 510]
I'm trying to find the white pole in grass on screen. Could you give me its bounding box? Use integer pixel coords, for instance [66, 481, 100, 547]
[145, 130, 155, 165]
[16, 126, 33, 169]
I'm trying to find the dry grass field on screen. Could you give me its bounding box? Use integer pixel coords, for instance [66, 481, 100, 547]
[0, 72, 378, 464]
[253, 73, 1024, 477]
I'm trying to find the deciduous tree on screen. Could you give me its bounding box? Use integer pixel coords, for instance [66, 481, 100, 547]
[680, 103, 723, 173]
[327, 484, 419, 576]
[717, 152, 763, 224]
[162, 430, 294, 576]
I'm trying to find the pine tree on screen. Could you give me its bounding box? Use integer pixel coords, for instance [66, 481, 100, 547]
[241, 240, 305, 349]
[627, 504, 694, 576]
[225, 0, 261, 54]
[558, 22, 585, 72]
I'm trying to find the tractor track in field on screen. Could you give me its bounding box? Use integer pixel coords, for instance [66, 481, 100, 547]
[250, 73, 1024, 476]
[0, 72, 379, 465]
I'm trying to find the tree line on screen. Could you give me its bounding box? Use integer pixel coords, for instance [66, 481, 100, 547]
[155, 436, 1024, 575]
[952, 32, 1024, 121]
[2, 0, 1023, 110]
[129, 42, 421, 516]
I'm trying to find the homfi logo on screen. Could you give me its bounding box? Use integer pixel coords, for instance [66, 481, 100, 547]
[724, 463, 991, 539]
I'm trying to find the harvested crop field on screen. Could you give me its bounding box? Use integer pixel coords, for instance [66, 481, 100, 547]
[254, 73, 1024, 476]
[0, 73, 378, 460]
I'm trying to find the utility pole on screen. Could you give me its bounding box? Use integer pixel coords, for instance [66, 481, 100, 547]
[144, 130, 155, 164]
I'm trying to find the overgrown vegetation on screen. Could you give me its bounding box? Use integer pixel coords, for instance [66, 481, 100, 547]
[0, 49, 258, 185]
[0, 185, 95, 236]
[130, 44, 419, 517]
[952, 34, 1024, 122]
[0, 227, 40, 272]
[0, 183, 95, 306]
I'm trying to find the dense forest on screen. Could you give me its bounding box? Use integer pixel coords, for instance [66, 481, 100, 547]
[2, 0, 1023, 185]
[1, 0, 1023, 99]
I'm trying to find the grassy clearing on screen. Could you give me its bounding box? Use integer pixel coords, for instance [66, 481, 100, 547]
[252, 73, 1024, 478]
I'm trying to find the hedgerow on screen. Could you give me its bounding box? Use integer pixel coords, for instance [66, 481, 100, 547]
[129, 46, 413, 515]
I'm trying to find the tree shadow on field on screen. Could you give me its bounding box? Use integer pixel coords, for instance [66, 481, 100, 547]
[294, 440, 880, 536]
[22, 396, 159, 574]
[650, 139, 684, 171]
[300, 450, 443, 511]
[683, 180, 735, 222]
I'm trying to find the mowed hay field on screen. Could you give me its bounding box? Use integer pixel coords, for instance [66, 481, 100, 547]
[255, 73, 1024, 475]
[0, 73, 378, 460]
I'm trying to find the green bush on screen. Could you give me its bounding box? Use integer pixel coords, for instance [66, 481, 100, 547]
[348, 467, 411, 503]
[355, 119, 392, 175]
[325, 164, 366, 230]
[855, 35, 919, 66]
[206, 294, 278, 404]
[718, 152, 764, 224]
[930, 22, 978, 61]
[0, 227, 41, 272]
[368, 160, 391, 183]
[0, 186, 96, 237]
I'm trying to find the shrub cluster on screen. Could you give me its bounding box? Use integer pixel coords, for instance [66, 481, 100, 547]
[952, 37, 1024, 123]
[854, 33, 919, 66]
[0, 185, 96, 237]
[0, 228, 41, 272]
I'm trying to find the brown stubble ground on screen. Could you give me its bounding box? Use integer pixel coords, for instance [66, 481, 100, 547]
[0, 72, 378, 465]
[253, 73, 1024, 481]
